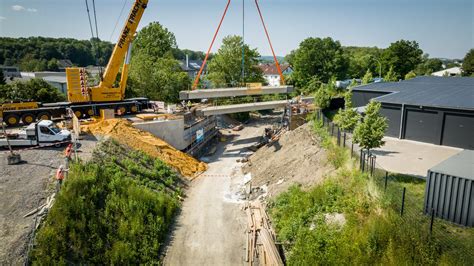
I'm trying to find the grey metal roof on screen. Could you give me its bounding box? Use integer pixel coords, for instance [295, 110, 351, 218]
[430, 150, 474, 180]
[352, 76, 474, 110]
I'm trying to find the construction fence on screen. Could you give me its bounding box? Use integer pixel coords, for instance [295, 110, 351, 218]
[315, 110, 474, 261]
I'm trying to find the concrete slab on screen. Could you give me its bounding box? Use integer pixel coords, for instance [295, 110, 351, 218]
[198, 100, 287, 116]
[371, 137, 463, 177]
[179, 86, 294, 100]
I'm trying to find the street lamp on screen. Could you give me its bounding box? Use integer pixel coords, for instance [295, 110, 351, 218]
[375, 58, 382, 78]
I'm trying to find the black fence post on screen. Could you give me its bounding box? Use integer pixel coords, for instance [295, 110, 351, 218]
[371, 155, 376, 176]
[359, 150, 363, 168]
[337, 128, 341, 146]
[331, 123, 334, 136]
[430, 208, 435, 235]
[384, 171, 388, 191]
[351, 143, 354, 158]
[400, 187, 406, 216]
[343, 132, 346, 147]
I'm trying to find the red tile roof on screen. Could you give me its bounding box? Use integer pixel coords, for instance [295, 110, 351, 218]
[258, 63, 291, 75]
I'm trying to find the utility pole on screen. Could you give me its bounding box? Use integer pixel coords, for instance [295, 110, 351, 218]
[376, 58, 382, 78]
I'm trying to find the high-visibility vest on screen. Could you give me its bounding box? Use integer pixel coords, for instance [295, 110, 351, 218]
[65, 144, 73, 158]
[56, 167, 65, 181]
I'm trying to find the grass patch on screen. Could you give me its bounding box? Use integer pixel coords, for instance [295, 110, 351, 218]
[29, 139, 183, 265]
[268, 114, 474, 265]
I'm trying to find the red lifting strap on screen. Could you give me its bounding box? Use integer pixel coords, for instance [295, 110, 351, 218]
[254, 0, 285, 85]
[192, 0, 231, 90]
[192, 0, 285, 90]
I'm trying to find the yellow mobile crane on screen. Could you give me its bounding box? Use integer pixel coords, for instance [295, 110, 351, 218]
[1, 0, 149, 126]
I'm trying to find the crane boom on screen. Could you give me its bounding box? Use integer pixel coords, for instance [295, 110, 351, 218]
[66, 0, 148, 103]
[101, 0, 148, 88]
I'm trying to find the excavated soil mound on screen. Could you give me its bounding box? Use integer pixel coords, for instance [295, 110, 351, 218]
[82, 119, 207, 178]
[243, 123, 333, 197]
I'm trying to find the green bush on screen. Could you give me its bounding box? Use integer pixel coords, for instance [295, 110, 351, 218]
[30, 140, 182, 264]
[269, 116, 474, 265]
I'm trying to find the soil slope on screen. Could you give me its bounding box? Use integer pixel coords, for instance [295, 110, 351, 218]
[82, 119, 207, 178]
[243, 123, 333, 197]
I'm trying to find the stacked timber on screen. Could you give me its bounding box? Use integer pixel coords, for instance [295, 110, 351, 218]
[244, 201, 284, 266]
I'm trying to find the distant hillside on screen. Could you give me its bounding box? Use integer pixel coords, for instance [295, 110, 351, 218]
[259, 56, 286, 63]
[0, 37, 114, 72]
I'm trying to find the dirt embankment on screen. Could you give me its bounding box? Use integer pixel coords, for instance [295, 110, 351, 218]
[82, 119, 207, 178]
[243, 123, 333, 197]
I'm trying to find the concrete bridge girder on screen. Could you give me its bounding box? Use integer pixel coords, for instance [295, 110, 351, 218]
[179, 86, 294, 100]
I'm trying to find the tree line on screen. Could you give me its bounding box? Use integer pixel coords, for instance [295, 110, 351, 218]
[0, 37, 114, 71]
[2, 23, 472, 104]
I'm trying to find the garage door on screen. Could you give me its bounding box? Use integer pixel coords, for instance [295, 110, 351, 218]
[442, 114, 474, 149]
[404, 110, 439, 144]
[380, 107, 401, 137]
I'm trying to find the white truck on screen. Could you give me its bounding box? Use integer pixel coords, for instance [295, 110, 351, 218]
[0, 120, 71, 148]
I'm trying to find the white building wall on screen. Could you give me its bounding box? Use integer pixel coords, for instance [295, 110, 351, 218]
[264, 74, 281, 86]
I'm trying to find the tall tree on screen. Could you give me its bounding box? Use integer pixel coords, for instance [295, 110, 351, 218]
[0, 71, 5, 85]
[313, 77, 337, 109]
[206, 35, 263, 87]
[290, 37, 348, 88]
[384, 66, 398, 82]
[344, 46, 383, 79]
[362, 69, 373, 84]
[405, 71, 417, 80]
[132, 22, 177, 59]
[462, 49, 474, 76]
[334, 90, 361, 132]
[0, 78, 65, 103]
[415, 56, 443, 75]
[381, 40, 423, 79]
[353, 101, 388, 153]
[128, 22, 190, 102]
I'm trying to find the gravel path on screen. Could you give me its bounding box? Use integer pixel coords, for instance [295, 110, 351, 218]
[164, 119, 274, 265]
[0, 136, 97, 265]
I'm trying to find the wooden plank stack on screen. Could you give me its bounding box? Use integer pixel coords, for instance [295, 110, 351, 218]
[244, 201, 284, 266]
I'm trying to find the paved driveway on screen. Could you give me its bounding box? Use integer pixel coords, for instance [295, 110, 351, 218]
[371, 137, 463, 177]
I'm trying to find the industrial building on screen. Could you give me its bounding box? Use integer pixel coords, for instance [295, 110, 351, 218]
[352, 77, 474, 150]
[424, 150, 473, 227]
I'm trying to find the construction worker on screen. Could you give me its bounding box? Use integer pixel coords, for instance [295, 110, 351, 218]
[64, 143, 73, 159]
[56, 165, 65, 188]
[187, 100, 192, 111]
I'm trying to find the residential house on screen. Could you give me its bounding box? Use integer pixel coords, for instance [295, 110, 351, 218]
[258, 63, 292, 86]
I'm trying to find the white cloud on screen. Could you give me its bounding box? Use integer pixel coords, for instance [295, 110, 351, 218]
[0, 16, 6, 21]
[11, 5, 25, 11]
[27, 8, 38, 12]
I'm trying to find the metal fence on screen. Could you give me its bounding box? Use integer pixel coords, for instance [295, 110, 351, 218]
[315, 110, 474, 262]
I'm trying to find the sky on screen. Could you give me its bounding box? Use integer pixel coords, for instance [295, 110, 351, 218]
[0, 0, 473, 59]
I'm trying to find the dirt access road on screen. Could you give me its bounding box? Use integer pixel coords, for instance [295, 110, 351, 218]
[164, 117, 277, 265]
[0, 135, 97, 265]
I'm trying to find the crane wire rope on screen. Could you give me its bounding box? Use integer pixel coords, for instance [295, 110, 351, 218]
[254, 0, 285, 85]
[108, 0, 129, 42]
[192, 0, 284, 89]
[91, 0, 103, 79]
[84, 0, 103, 80]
